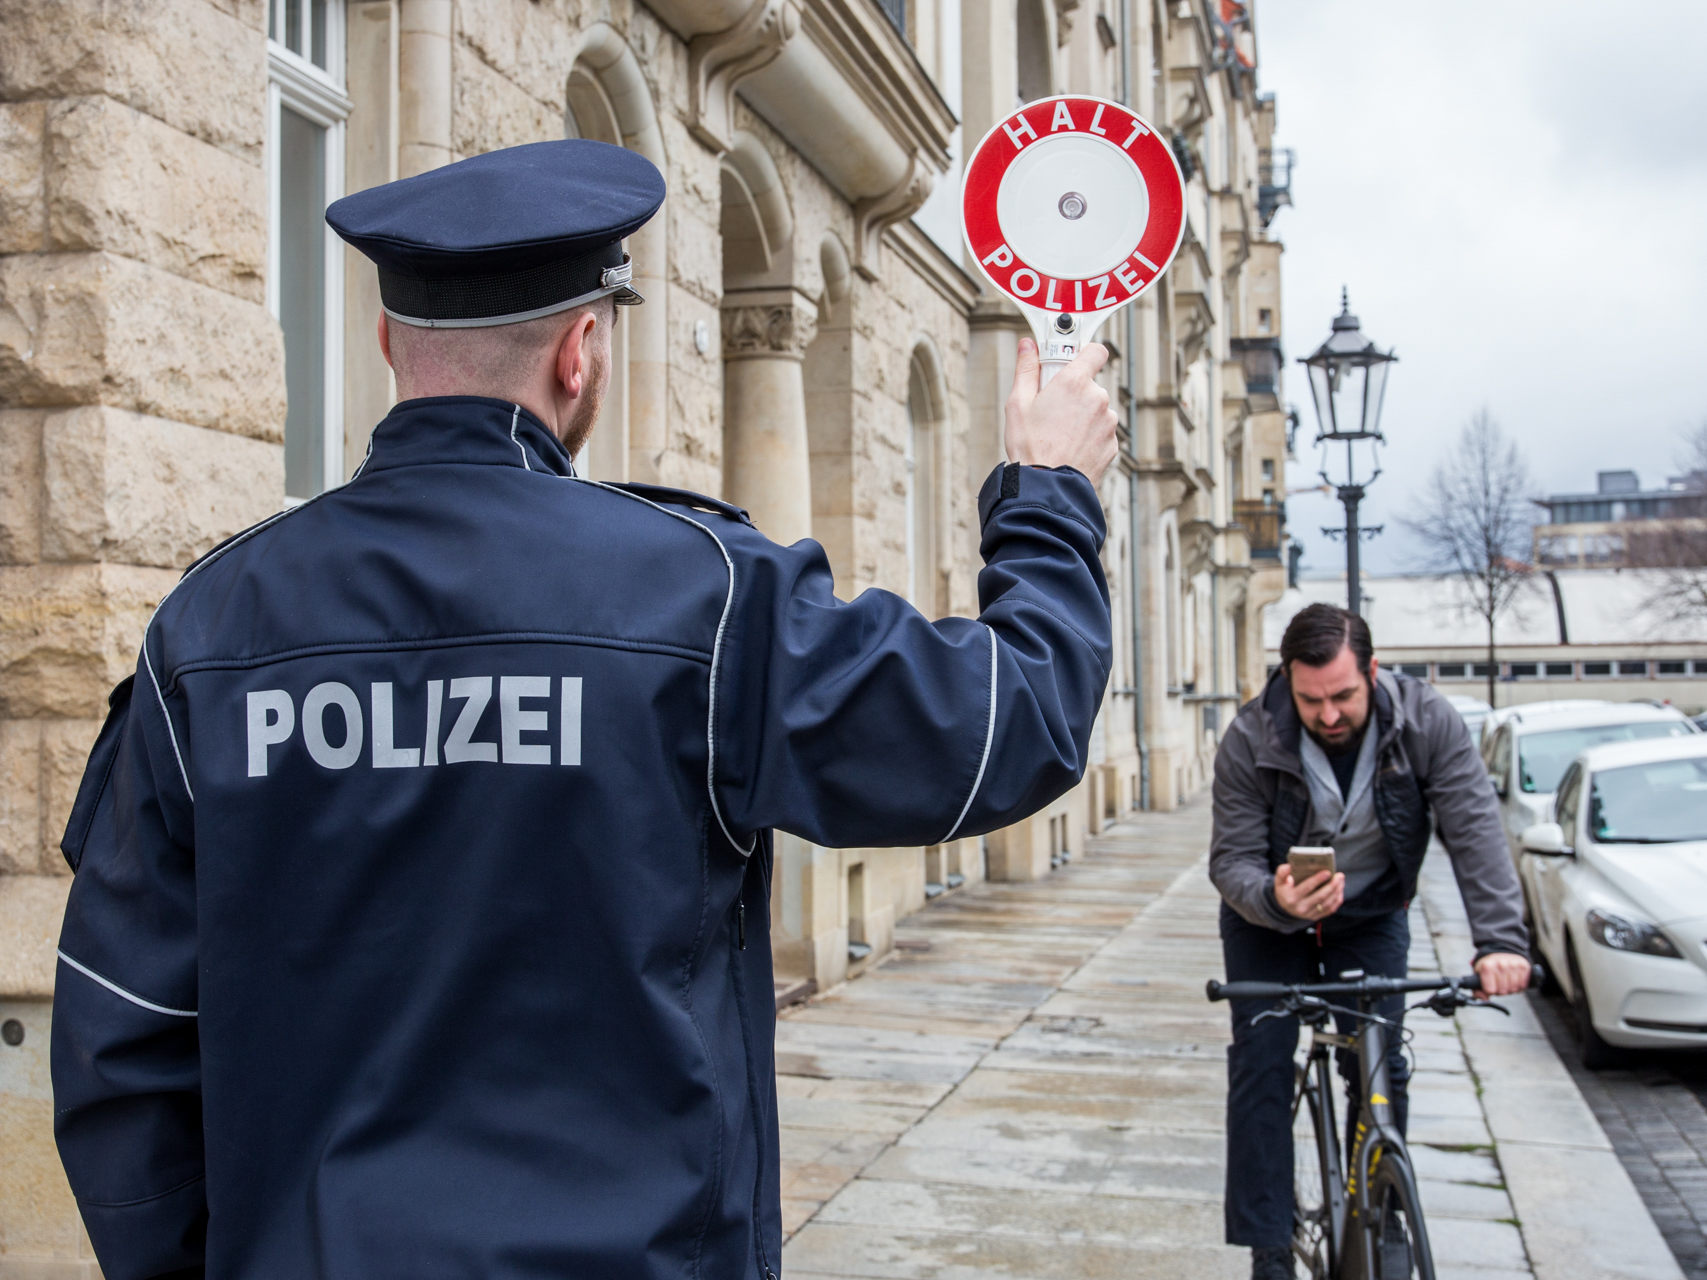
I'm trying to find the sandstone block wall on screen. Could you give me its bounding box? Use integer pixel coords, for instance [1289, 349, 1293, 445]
[0, 0, 286, 1265]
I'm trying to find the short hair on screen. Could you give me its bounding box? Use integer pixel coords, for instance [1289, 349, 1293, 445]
[1280, 602, 1373, 675]
[386, 296, 614, 388]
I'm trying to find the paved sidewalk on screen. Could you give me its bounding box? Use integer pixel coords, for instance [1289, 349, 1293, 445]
[776, 799, 1685, 1280]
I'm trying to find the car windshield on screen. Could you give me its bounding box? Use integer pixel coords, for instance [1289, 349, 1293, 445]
[1590, 757, 1707, 843]
[1518, 722, 1690, 794]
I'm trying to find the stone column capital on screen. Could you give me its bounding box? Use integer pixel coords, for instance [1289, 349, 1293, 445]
[720, 290, 818, 361]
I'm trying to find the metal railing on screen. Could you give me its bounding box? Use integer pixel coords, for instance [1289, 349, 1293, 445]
[1258, 147, 1295, 227]
[1234, 500, 1285, 559]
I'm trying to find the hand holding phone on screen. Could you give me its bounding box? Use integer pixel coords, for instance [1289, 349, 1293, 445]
[1287, 846, 1336, 883]
[1277, 846, 1344, 921]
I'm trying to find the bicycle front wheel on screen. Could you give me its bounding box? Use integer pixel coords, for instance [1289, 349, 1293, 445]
[1292, 1064, 1334, 1280]
[1365, 1146, 1435, 1280]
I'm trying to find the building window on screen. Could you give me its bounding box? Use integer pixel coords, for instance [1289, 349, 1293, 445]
[1397, 663, 1429, 679]
[1261, 458, 1275, 481]
[1619, 661, 1649, 677]
[905, 352, 940, 612]
[1582, 533, 1624, 565]
[1658, 661, 1687, 675]
[1016, 0, 1052, 102]
[1544, 662, 1574, 678]
[1535, 534, 1578, 567]
[268, 1, 349, 499]
[1437, 663, 1467, 679]
[1693, 660, 1707, 676]
[1257, 308, 1273, 334]
[1472, 663, 1495, 678]
[1509, 662, 1538, 678]
[1583, 661, 1612, 676]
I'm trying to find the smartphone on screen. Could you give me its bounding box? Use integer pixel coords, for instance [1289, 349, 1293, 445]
[1287, 846, 1337, 884]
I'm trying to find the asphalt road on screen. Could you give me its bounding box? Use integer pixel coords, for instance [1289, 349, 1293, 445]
[1533, 990, 1707, 1279]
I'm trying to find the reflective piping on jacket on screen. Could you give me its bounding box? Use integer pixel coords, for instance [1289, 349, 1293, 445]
[509, 404, 533, 471]
[939, 625, 999, 844]
[567, 477, 756, 859]
[58, 950, 197, 1018]
[137, 449, 376, 804]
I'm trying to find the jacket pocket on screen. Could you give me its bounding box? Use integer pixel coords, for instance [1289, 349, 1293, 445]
[61, 675, 134, 872]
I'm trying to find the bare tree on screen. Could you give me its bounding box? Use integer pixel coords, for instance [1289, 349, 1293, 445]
[1403, 410, 1536, 708]
[1638, 420, 1707, 623]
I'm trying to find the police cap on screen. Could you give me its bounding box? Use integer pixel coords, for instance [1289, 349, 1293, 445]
[327, 139, 665, 329]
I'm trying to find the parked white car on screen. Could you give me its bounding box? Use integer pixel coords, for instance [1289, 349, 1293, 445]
[1479, 699, 1609, 749]
[1520, 734, 1707, 1067]
[1444, 694, 1493, 741]
[1483, 702, 1695, 870]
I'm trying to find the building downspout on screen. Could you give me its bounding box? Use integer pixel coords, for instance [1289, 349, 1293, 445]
[1120, 0, 1150, 810]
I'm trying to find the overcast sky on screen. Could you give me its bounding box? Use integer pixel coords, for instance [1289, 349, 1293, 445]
[1256, 2, 1707, 578]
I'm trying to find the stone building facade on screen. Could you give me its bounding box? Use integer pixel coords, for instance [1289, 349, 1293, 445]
[0, 0, 1284, 1267]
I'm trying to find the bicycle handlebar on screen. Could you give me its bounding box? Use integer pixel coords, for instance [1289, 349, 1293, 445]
[1206, 964, 1544, 1002]
[1206, 974, 1482, 1002]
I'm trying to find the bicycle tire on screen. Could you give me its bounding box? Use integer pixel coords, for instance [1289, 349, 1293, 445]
[1364, 1145, 1434, 1280]
[1292, 1062, 1334, 1280]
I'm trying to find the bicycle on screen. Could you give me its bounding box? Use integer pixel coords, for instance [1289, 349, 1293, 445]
[1206, 969, 1533, 1280]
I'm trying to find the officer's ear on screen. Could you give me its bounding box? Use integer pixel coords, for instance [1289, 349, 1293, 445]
[553, 310, 600, 400]
[378, 312, 393, 369]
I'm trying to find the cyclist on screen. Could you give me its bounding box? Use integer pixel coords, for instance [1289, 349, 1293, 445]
[1210, 603, 1530, 1279]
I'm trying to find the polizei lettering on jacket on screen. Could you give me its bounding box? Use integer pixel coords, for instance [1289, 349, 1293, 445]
[246, 677, 584, 776]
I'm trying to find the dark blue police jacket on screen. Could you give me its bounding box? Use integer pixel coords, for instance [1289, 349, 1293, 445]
[52, 397, 1112, 1280]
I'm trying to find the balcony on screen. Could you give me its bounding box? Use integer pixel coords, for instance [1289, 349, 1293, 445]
[1258, 147, 1294, 228]
[1234, 499, 1285, 559]
[1231, 336, 1282, 410]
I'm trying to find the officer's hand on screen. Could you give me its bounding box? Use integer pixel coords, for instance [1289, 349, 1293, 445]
[1275, 865, 1345, 921]
[1004, 338, 1119, 486]
[1473, 951, 1531, 997]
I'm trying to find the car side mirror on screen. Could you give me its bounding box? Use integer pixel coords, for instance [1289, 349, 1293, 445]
[1521, 822, 1571, 856]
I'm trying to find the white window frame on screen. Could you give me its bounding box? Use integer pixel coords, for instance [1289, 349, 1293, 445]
[267, 4, 350, 498]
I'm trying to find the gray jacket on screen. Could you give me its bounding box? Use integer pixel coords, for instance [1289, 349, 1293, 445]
[1210, 667, 1528, 958]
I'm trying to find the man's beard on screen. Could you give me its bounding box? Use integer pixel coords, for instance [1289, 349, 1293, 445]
[560, 347, 609, 460]
[1307, 721, 1367, 759]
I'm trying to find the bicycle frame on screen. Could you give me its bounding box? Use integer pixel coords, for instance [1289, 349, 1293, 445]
[1298, 992, 1413, 1279]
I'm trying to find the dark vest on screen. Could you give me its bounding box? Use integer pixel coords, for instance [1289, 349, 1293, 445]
[1261, 673, 1433, 917]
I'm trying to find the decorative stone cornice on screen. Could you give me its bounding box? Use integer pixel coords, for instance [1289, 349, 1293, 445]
[688, 0, 802, 154]
[720, 292, 818, 360]
[851, 154, 933, 280]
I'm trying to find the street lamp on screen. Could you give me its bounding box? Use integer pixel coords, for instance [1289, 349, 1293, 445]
[1298, 290, 1398, 616]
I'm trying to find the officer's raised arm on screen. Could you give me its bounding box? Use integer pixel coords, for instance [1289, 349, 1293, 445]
[712, 338, 1117, 850]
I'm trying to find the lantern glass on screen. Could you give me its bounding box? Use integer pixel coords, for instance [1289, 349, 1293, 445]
[1306, 359, 1335, 437]
[1362, 357, 1391, 439]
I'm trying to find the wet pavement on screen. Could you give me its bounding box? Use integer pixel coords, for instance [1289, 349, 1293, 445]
[771, 800, 1662, 1278]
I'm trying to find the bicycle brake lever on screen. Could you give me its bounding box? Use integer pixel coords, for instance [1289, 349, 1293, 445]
[1251, 1006, 1290, 1025]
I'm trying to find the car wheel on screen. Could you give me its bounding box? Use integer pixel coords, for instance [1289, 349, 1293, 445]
[1566, 935, 1623, 1071]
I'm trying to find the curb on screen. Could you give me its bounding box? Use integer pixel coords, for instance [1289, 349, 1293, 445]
[1418, 852, 1684, 1280]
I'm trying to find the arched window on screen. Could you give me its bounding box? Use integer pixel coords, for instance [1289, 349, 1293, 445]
[906, 347, 944, 613]
[561, 27, 667, 484]
[564, 69, 627, 482]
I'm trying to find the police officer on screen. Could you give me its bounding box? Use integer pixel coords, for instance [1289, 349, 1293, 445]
[51, 140, 1116, 1280]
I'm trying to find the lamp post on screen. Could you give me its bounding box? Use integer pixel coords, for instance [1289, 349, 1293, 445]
[1298, 290, 1398, 616]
